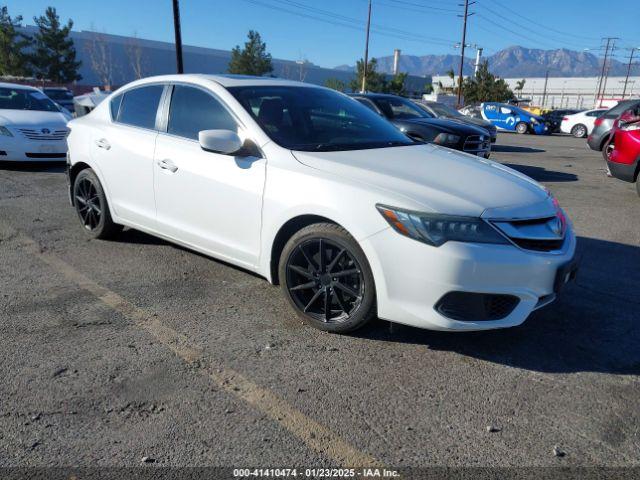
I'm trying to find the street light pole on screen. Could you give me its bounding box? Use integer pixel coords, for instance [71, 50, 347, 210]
[172, 0, 184, 74]
[456, 0, 475, 108]
[361, 0, 372, 93]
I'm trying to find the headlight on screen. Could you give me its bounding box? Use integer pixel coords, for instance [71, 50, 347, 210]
[0, 126, 13, 137]
[530, 118, 539, 124]
[377, 205, 509, 247]
[434, 133, 460, 145]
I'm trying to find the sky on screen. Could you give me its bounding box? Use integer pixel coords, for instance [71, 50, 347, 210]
[8, 0, 640, 68]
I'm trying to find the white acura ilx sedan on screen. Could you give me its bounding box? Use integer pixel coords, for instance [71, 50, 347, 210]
[66, 74, 577, 333]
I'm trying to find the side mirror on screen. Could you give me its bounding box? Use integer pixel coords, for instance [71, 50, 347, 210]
[198, 129, 243, 155]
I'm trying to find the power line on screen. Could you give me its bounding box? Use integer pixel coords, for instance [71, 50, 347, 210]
[488, 0, 602, 42]
[241, 0, 456, 47]
[477, 4, 598, 50]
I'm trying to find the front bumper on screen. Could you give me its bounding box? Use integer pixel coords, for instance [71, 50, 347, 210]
[0, 139, 68, 161]
[360, 227, 577, 331]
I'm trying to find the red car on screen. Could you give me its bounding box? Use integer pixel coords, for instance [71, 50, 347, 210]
[605, 107, 640, 196]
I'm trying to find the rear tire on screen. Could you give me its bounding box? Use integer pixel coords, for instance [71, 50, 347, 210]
[571, 124, 587, 138]
[602, 136, 614, 163]
[278, 223, 376, 333]
[72, 168, 121, 239]
[515, 122, 528, 134]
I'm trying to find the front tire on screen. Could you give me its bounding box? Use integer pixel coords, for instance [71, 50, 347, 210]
[278, 223, 376, 333]
[72, 168, 121, 239]
[571, 124, 587, 138]
[515, 122, 528, 134]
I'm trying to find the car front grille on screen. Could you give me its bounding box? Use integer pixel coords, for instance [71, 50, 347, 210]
[463, 135, 490, 154]
[19, 128, 69, 141]
[491, 215, 566, 252]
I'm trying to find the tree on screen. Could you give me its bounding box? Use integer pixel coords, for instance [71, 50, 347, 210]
[125, 34, 147, 80]
[228, 30, 273, 76]
[32, 7, 81, 83]
[515, 78, 526, 98]
[350, 57, 386, 93]
[461, 61, 513, 104]
[446, 67, 455, 86]
[85, 30, 118, 88]
[324, 77, 346, 92]
[385, 72, 408, 96]
[0, 6, 32, 76]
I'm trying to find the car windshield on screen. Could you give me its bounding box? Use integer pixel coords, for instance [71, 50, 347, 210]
[426, 102, 462, 118]
[228, 86, 416, 151]
[44, 89, 73, 100]
[0, 87, 61, 112]
[370, 96, 431, 120]
[605, 101, 639, 118]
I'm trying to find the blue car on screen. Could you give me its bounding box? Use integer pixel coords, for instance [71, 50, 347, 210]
[480, 102, 550, 135]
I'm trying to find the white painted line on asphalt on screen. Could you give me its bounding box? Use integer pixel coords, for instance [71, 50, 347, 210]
[2, 222, 381, 469]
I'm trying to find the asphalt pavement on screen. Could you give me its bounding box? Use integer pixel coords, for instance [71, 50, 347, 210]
[0, 133, 638, 475]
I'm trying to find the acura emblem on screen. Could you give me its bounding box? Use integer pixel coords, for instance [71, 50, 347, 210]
[41, 128, 50, 134]
[548, 217, 563, 237]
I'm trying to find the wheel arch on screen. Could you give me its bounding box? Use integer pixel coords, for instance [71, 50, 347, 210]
[269, 214, 346, 285]
[68, 161, 92, 206]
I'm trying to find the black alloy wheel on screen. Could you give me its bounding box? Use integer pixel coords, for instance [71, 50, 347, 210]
[75, 176, 102, 231]
[72, 168, 121, 239]
[279, 223, 376, 333]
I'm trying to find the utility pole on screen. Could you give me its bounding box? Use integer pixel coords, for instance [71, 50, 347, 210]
[622, 47, 639, 98]
[456, 0, 475, 108]
[601, 42, 617, 101]
[540, 70, 549, 108]
[361, 0, 372, 93]
[172, 0, 184, 74]
[594, 37, 618, 107]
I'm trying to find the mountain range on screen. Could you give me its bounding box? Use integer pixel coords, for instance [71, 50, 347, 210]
[335, 46, 629, 78]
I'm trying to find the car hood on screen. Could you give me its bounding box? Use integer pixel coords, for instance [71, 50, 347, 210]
[402, 117, 488, 135]
[0, 109, 70, 127]
[292, 144, 551, 217]
[449, 115, 495, 131]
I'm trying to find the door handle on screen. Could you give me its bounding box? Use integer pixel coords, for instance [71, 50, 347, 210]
[95, 138, 111, 150]
[157, 159, 178, 173]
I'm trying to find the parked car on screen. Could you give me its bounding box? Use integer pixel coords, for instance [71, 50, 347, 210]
[543, 109, 583, 133]
[66, 74, 576, 333]
[587, 99, 640, 151]
[414, 100, 497, 143]
[459, 104, 482, 118]
[481, 102, 550, 135]
[351, 93, 491, 158]
[559, 109, 607, 138]
[604, 106, 640, 196]
[42, 87, 75, 112]
[0, 82, 71, 161]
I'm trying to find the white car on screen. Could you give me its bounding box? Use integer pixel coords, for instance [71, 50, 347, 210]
[66, 75, 577, 333]
[560, 109, 607, 138]
[0, 82, 71, 161]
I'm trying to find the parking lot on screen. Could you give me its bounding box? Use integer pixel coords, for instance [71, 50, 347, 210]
[0, 133, 639, 470]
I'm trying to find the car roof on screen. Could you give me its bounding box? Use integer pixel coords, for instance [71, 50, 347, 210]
[125, 74, 320, 89]
[0, 82, 39, 91]
[351, 93, 401, 99]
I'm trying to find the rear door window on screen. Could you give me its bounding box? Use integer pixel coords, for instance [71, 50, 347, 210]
[116, 85, 164, 129]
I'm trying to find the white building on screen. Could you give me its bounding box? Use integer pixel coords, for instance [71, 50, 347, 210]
[431, 74, 640, 109]
[504, 76, 640, 109]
